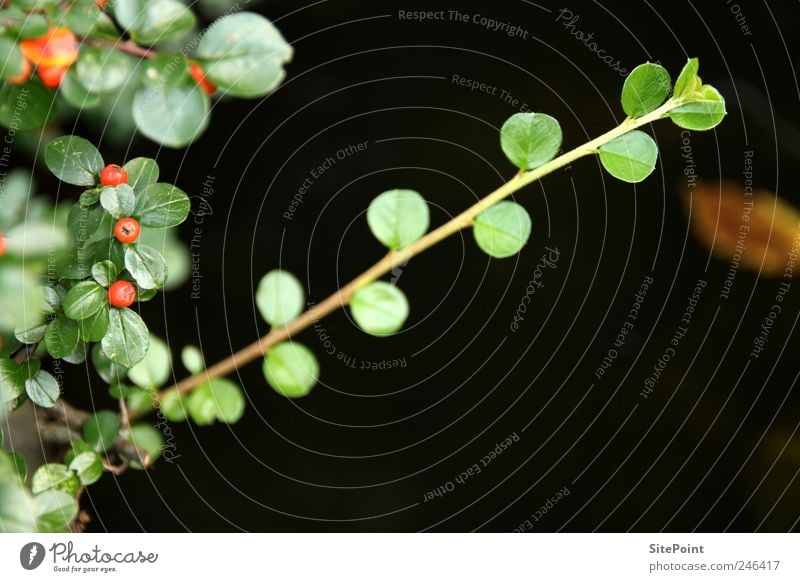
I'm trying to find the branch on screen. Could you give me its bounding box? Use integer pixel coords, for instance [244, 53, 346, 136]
[81, 38, 157, 59]
[129, 98, 681, 421]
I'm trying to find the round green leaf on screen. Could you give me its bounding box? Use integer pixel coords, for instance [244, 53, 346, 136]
[126, 423, 163, 469]
[34, 490, 77, 532]
[473, 201, 532, 258]
[134, 183, 191, 228]
[673, 58, 701, 98]
[42, 286, 61, 314]
[63, 440, 93, 466]
[91, 260, 118, 288]
[180, 345, 204, 374]
[0, 82, 55, 131]
[598, 130, 659, 183]
[128, 335, 171, 389]
[0, 359, 25, 407]
[100, 184, 136, 219]
[350, 282, 409, 336]
[63, 281, 106, 320]
[669, 85, 727, 131]
[31, 464, 79, 496]
[123, 158, 159, 193]
[125, 244, 168, 290]
[160, 389, 187, 421]
[500, 112, 562, 171]
[188, 378, 245, 425]
[133, 81, 210, 148]
[367, 189, 429, 250]
[263, 342, 318, 398]
[91, 344, 128, 384]
[114, 0, 196, 45]
[83, 410, 120, 453]
[256, 270, 304, 326]
[60, 68, 102, 109]
[102, 307, 150, 368]
[76, 47, 135, 94]
[68, 452, 103, 486]
[79, 307, 110, 342]
[45, 136, 104, 187]
[621, 63, 671, 117]
[45, 317, 80, 360]
[14, 323, 47, 345]
[197, 12, 293, 98]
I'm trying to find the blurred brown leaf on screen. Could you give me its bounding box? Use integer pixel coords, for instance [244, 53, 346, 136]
[685, 180, 800, 277]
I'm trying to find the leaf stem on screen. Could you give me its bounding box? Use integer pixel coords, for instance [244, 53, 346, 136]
[129, 98, 680, 421]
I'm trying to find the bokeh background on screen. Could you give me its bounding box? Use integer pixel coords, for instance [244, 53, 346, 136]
[25, 0, 800, 531]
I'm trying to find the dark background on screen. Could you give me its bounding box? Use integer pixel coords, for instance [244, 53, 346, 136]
[58, 0, 800, 531]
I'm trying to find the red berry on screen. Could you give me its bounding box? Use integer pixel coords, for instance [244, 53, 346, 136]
[100, 164, 128, 186]
[96, 0, 108, 8]
[188, 63, 217, 96]
[114, 217, 140, 244]
[108, 281, 136, 308]
[0, 232, 6, 257]
[37, 64, 67, 89]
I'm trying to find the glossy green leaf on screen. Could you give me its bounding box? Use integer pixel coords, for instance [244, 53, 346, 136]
[473, 201, 532, 258]
[256, 270, 304, 326]
[34, 490, 77, 532]
[134, 183, 191, 228]
[126, 423, 163, 469]
[125, 244, 168, 290]
[197, 12, 293, 98]
[367, 189, 429, 250]
[91, 344, 128, 384]
[9, 451, 27, 482]
[63, 440, 93, 466]
[0, 83, 54, 131]
[24, 370, 60, 408]
[31, 464, 79, 496]
[15, 324, 47, 345]
[100, 184, 136, 219]
[669, 85, 727, 131]
[673, 58, 701, 98]
[598, 130, 659, 183]
[0, 359, 25, 408]
[63, 281, 106, 320]
[133, 81, 210, 148]
[114, 0, 196, 45]
[84, 410, 120, 453]
[188, 378, 245, 425]
[45, 136, 104, 187]
[91, 260, 118, 287]
[621, 63, 671, 117]
[68, 451, 103, 486]
[45, 317, 80, 360]
[263, 342, 318, 398]
[76, 47, 135, 94]
[60, 69, 102, 109]
[102, 307, 150, 367]
[78, 307, 110, 342]
[123, 158, 159, 193]
[42, 286, 61, 314]
[128, 335, 171, 389]
[500, 113, 562, 171]
[350, 282, 409, 336]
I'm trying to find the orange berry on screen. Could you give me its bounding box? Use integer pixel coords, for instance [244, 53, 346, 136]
[100, 164, 128, 186]
[20, 28, 79, 69]
[37, 65, 67, 89]
[108, 281, 137, 308]
[189, 63, 217, 95]
[113, 218, 140, 244]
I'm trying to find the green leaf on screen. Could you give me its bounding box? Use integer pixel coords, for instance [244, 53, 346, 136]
[62, 341, 88, 365]
[181, 345, 204, 374]
[134, 183, 191, 228]
[34, 490, 77, 532]
[76, 46, 135, 94]
[500, 112, 562, 171]
[256, 270, 304, 326]
[0, 82, 55, 131]
[621, 63, 671, 117]
[63, 281, 106, 320]
[125, 244, 168, 289]
[79, 307, 110, 342]
[0, 359, 24, 408]
[367, 189, 429, 250]
[123, 158, 159, 193]
[60, 68, 102, 109]
[669, 85, 727, 131]
[350, 282, 409, 336]
[92, 260, 118, 287]
[42, 286, 61, 314]
[31, 464, 79, 496]
[114, 0, 196, 45]
[63, 439, 93, 466]
[0, 7, 48, 39]
[45, 136, 104, 187]
[197, 12, 293, 98]
[473, 201, 532, 258]
[160, 389, 187, 421]
[100, 184, 136, 219]
[0, 37, 24, 81]
[125, 387, 154, 415]
[0, 480, 36, 532]
[45, 317, 80, 359]
[63, 0, 118, 38]
[9, 451, 27, 482]
[25, 370, 60, 408]
[187, 378, 245, 425]
[133, 81, 210, 148]
[0, 265, 42, 333]
[4, 221, 69, 257]
[91, 344, 128, 384]
[83, 410, 120, 453]
[128, 335, 171, 389]
[102, 307, 150, 367]
[68, 451, 104, 486]
[126, 423, 163, 469]
[673, 58, 701, 98]
[14, 324, 47, 344]
[263, 342, 318, 398]
[598, 130, 659, 183]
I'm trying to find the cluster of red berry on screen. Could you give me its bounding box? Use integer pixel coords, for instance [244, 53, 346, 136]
[99, 164, 139, 308]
